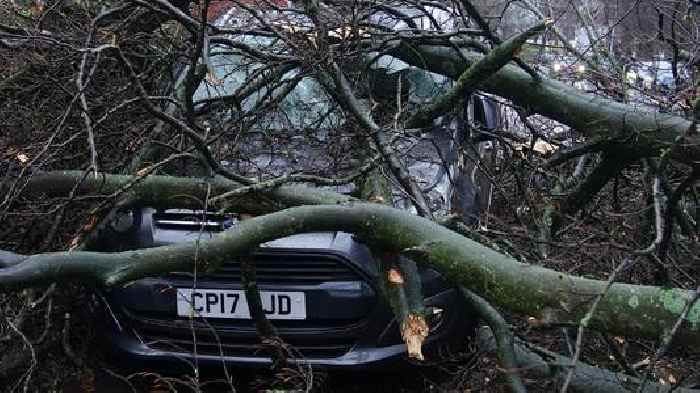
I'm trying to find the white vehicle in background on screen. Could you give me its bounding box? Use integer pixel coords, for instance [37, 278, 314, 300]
[626, 59, 682, 92]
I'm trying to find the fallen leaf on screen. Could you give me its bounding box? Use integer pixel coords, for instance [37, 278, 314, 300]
[387, 268, 404, 284]
[632, 357, 650, 369]
[668, 373, 677, 384]
[79, 370, 95, 393]
[206, 72, 225, 86]
[368, 195, 385, 204]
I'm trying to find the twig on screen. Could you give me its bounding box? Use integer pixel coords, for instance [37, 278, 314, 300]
[110, 44, 255, 186]
[459, 0, 540, 79]
[62, 313, 83, 367]
[513, 0, 600, 73]
[29, 292, 53, 345]
[299, 0, 435, 219]
[6, 317, 37, 393]
[323, 63, 434, 218]
[560, 257, 636, 393]
[601, 333, 639, 378]
[76, 22, 101, 177]
[100, 367, 139, 393]
[0, 92, 81, 215]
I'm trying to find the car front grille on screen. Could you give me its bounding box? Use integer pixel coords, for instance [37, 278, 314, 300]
[142, 333, 355, 359]
[170, 253, 363, 284]
[116, 251, 373, 361]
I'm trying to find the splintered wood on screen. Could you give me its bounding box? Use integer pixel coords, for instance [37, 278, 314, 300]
[401, 313, 429, 361]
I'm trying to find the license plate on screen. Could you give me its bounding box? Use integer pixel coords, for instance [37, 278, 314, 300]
[176, 288, 306, 320]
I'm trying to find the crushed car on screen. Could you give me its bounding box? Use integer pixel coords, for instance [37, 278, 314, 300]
[91, 1, 502, 371]
[92, 209, 477, 369]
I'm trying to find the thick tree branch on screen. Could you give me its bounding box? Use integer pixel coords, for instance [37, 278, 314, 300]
[0, 251, 25, 268]
[388, 43, 699, 165]
[458, 0, 540, 79]
[378, 254, 428, 360]
[240, 257, 289, 368]
[405, 20, 550, 129]
[358, 167, 429, 360]
[14, 171, 355, 213]
[557, 153, 637, 219]
[2, 204, 700, 348]
[543, 139, 609, 168]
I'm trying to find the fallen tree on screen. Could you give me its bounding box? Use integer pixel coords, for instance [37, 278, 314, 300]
[2, 202, 699, 348]
[3, 1, 700, 391]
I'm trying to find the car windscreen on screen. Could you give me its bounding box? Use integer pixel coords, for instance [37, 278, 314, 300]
[193, 35, 340, 130]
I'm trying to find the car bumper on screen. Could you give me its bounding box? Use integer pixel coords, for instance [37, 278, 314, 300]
[103, 329, 408, 370]
[96, 288, 474, 371]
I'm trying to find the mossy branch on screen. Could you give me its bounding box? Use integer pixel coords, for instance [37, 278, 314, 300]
[358, 168, 428, 360]
[13, 171, 355, 214]
[389, 42, 699, 165]
[405, 20, 550, 129]
[2, 204, 700, 347]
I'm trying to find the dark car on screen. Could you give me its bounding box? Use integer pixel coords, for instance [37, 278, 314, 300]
[92, 208, 477, 370]
[88, 2, 495, 372]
